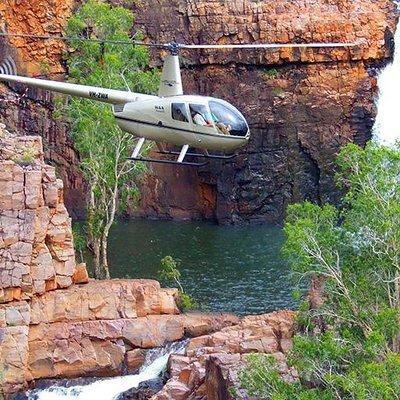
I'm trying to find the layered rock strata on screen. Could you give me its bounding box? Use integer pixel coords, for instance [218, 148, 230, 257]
[154, 310, 296, 399]
[0, 128, 81, 301]
[131, 0, 398, 223]
[0, 129, 239, 398]
[0, 0, 85, 218]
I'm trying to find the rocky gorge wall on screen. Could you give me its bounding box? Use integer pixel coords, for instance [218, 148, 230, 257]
[0, 128, 296, 400]
[0, 0, 398, 224]
[0, 0, 85, 219]
[131, 0, 399, 223]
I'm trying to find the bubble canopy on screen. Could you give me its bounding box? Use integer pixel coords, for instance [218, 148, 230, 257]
[209, 99, 249, 137]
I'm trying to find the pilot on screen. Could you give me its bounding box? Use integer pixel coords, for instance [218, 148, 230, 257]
[211, 112, 231, 135]
[216, 122, 231, 135]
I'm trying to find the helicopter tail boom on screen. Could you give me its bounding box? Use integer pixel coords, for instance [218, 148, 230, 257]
[0, 74, 156, 104]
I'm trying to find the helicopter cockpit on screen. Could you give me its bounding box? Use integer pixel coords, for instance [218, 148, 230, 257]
[171, 98, 249, 138]
[208, 99, 249, 137]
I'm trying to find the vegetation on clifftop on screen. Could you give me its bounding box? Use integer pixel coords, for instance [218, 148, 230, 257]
[56, 0, 159, 278]
[241, 142, 400, 399]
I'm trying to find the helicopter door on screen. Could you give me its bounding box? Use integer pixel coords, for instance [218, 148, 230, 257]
[171, 102, 190, 125]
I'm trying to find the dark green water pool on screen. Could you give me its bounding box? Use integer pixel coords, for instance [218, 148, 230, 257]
[103, 220, 297, 315]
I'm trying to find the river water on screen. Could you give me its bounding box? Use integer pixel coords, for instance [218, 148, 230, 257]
[28, 341, 187, 400]
[104, 220, 297, 315]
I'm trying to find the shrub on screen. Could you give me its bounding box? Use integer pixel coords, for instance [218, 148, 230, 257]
[240, 142, 400, 399]
[158, 256, 198, 312]
[12, 148, 37, 166]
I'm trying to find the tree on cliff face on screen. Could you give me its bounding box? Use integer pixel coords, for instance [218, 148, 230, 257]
[240, 142, 400, 399]
[56, 0, 159, 278]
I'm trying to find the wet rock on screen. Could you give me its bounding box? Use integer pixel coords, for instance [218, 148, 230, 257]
[116, 378, 164, 399]
[126, 349, 148, 374]
[153, 310, 296, 400]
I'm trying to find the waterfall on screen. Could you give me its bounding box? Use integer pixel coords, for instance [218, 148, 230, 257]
[372, 18, 400, 146]
[27, 341, 187, 400]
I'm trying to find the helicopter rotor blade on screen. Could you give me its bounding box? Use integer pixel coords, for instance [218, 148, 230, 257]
[0, 32, 357, 52]
[180, 42, 356, 49]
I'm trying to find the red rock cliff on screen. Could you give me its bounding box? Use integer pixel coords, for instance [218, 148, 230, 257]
[0, 0, 398, 223]
[0, 127, 239, 397]
[0, 0, 85, 218]
[131, 0, 398, 223]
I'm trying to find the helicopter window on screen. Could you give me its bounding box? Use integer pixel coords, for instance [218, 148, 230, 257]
[209, 100, 248, 137]
[171, 103, 189, 123]
[189, 104, 213, 127]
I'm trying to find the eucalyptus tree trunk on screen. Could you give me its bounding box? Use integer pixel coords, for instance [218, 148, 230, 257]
[87, 186, 102, 279]
[92, 238, 101, 279]
[100, 234, 110, 279]
[98, 182, 118, 280]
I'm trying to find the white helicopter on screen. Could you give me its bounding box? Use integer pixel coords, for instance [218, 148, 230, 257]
[0, 33, 355, 166]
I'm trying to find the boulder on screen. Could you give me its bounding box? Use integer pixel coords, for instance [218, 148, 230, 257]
[153, 310, 296, 400]
[116, 378, 164, 400]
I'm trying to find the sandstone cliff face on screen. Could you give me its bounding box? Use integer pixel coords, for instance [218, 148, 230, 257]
[0, 0, 85, 218]
[1, 0, 398, 224]
[131, 0, 398, 223]
[0, 129, 80, 301]
[0, 129, 239, 397]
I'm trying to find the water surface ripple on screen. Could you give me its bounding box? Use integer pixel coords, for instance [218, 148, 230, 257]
[107, 220, 297, 315]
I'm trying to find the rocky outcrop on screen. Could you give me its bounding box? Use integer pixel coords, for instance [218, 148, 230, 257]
[0, 129, 239, 397]
[0, 0, 85, 218]
[0, 128, 82, 301]
[154, 310, 296, 399]
[0, 0, 398, 223]
[131, 0, 398, 223]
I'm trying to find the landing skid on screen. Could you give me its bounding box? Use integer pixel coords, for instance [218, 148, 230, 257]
[128, 137, 236, 167]
[128, 138, 209, 167]
[157, 150, 237, 160]
[128, 156, 208, 167]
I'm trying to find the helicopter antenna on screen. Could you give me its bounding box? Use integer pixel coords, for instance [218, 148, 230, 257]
[120, 70, 132, 92]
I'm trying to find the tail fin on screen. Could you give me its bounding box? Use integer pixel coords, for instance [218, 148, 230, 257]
[0, 56, 17, 76]
[158, 54, 183, 97]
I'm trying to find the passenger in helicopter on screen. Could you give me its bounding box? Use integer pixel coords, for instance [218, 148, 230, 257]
[190, 105, 213, 127]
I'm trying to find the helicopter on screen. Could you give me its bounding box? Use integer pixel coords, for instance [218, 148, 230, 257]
[0, 33, 355, 166]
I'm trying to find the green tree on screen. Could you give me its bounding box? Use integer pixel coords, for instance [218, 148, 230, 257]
[57, 0, 159, 278]
[240, 142, 400, 399]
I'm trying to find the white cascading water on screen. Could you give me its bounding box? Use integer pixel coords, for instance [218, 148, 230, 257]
[372, 17, 400, 146]
[27, 341, 187, 400]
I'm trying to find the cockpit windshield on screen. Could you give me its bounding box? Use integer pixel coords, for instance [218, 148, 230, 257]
[209, 99, 248, 137]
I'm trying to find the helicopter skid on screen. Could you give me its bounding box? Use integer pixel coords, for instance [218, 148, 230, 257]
[127, 156, 208, 167]
[156, 150, 237, 160]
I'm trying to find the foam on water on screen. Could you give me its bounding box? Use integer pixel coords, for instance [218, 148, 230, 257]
[372, 18, 400, 146]
[28, 341, 186, 400]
